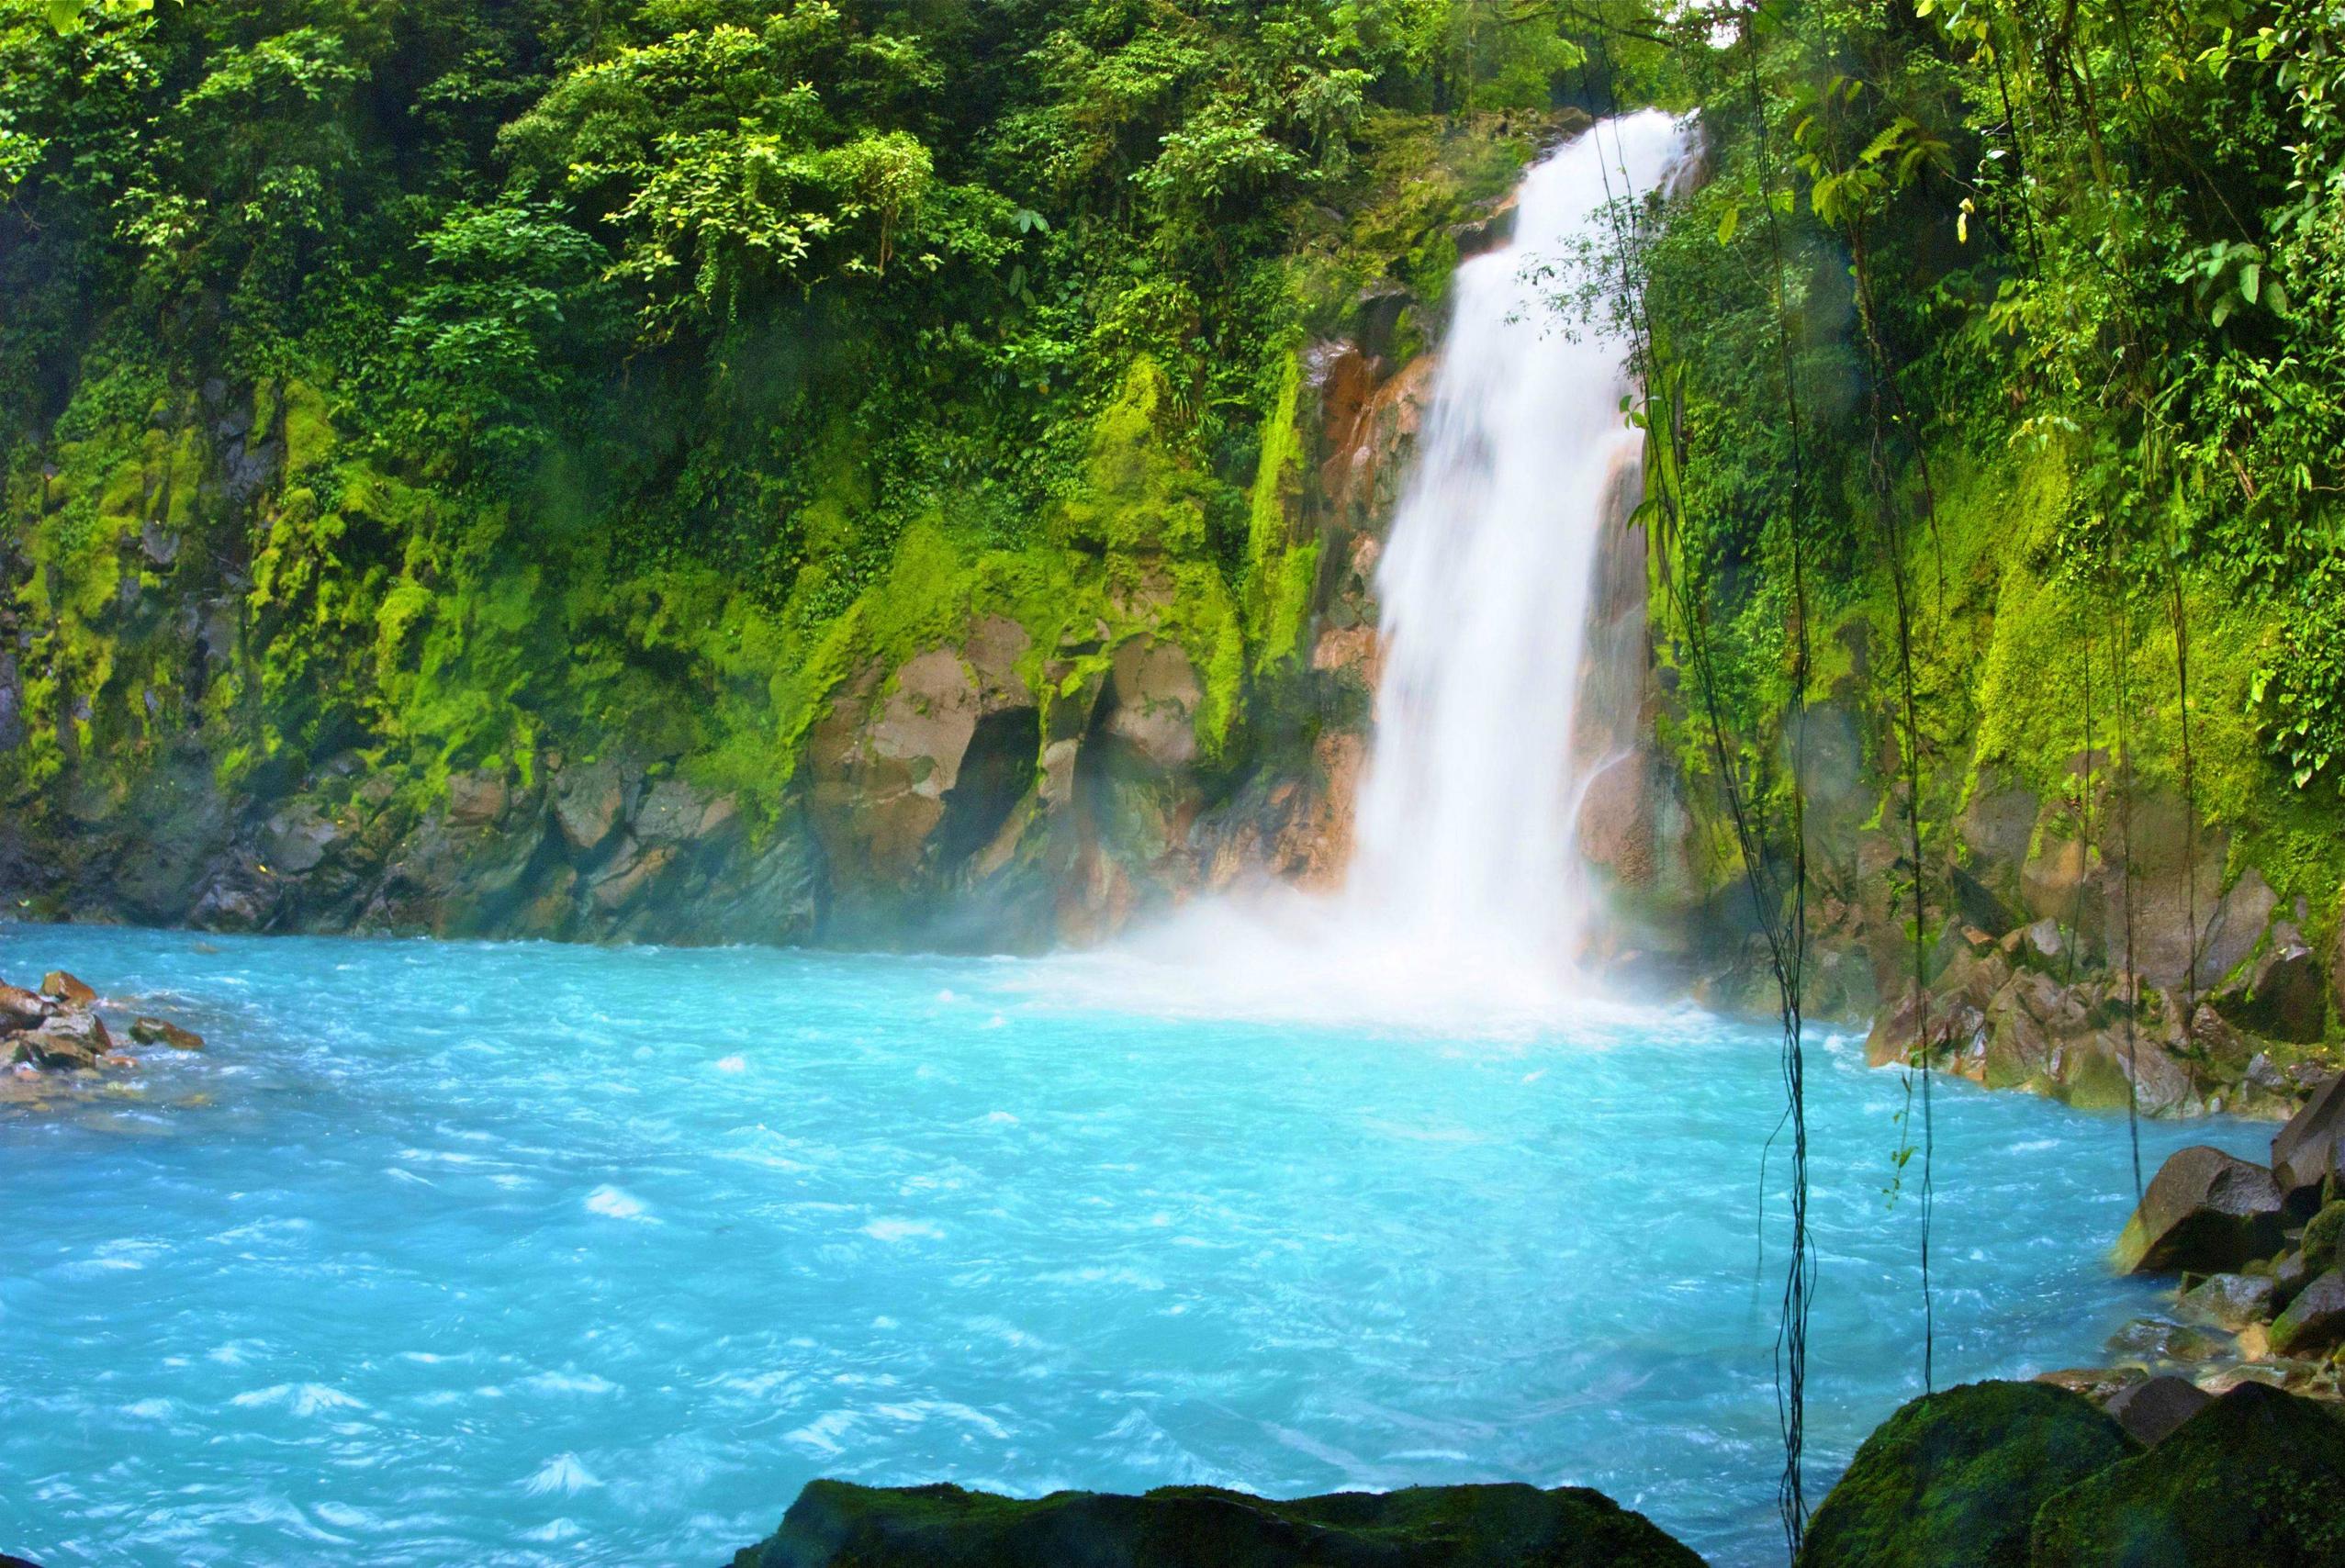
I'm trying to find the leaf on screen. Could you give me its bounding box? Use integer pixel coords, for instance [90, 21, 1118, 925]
[1716, 203, 1740, 244]
[2241, 261, 2261, 303]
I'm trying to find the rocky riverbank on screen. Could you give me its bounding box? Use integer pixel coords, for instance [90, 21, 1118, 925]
[2015, 1070, 2345, 1410]
[2, 966, 207, 1111]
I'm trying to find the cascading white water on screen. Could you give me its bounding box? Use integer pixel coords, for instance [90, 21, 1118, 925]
[1055, 112, 1694, 1026]
[1344, 110, 1694, 980]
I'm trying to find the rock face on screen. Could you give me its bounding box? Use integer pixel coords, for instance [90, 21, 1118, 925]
[2271, 1072, 2345, 1204]
[2111, 1146, 2289, 1275]
[1797, 1381, 2138, 1568]
[732, 1480, 1705, 1568]
[2268, 1267, 2345, 1356]
[2030, 1383, 2345, 1566]
[2100, 1376, 2213, 1448]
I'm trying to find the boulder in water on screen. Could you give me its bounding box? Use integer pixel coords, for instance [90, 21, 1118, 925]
[39, 969, 96, 1006]
[129, 1016, 204, 1051]
[14, 1010, 111, 1070]
[2111, 1146, 2288, 1275]
[2030, 1382, 2345, 1566]
[1796, 1380, 2137, 1568]
[733, 1480, 1706, 1568]
[0, 983, 51, 1027]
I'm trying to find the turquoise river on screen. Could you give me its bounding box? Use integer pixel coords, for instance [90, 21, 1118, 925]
[0, 923, 2266, 1566]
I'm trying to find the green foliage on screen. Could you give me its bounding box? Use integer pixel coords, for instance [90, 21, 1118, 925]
[0, 0, 1595, 816]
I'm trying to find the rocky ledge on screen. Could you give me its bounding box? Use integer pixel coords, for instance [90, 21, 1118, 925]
[1864, 914, 2335, 1121]
[1799, 1377, 2345, 1566]
[2021, 1074, 2345, 1417]
[2, 967, 207, 1109]
[730, 1479, 1702, 1568]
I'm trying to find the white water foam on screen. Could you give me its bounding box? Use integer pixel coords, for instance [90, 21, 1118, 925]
[1048, 111, 1697, 1031]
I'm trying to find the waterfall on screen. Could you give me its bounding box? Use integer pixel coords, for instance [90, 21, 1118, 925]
[1344, 110, 1693, 979]
[1057, 112, 1695, 1026]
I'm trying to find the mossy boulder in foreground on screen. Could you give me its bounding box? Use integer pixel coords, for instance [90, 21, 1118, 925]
[731, 1479, 1705, 1567]
[2030, 1382, 2345, 1566]
[1796, 1381, 2137, 1568]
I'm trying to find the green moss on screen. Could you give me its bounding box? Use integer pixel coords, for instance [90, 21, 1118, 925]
[1799, 1381, 2138, 1568]
[1054, 358, 1211, 557]
[1241, 349, 1319, 672]
[2031, 1383, 2345, 1567]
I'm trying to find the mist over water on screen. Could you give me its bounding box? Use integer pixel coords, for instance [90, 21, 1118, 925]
[1062, 112, 1694, 1026]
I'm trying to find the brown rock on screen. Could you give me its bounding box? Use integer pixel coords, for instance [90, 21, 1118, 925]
[2112, 1146, 2289, 1275]
[2033, 1366, 2149, 1404]
[1102, 639, 1202, 770]
[0, 983, 51, 1027]
[2102, 1375, 2214, 1447]
[17, 1010, 111, 1070]
[2213, 927, 2328, 1043]
[39, 969, 96, 1006]
[129, 1016, 204, 1051]
[552, 758, 627, 855]
[445, 770, 510, 829]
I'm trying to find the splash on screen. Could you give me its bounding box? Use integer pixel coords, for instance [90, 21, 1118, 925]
[1062, 112, 1696, 1028]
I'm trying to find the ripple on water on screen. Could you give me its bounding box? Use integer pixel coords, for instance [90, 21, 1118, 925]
[0, 923, 2273, 1568]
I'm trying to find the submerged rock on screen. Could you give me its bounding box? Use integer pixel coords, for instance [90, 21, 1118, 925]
[1796, 1381, 2137, 1568]
[129, 1016, 204, 1051]
[2111, 1146, 2289, 1275]
[2030, 1383, 2345, 1565]
[733, 1480, 1705, 1568]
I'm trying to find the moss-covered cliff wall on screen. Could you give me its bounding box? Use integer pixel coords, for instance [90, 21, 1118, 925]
[0, 0, 1577, 946]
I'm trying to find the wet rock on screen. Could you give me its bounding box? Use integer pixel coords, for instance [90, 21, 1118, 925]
[734, 1479, 1706, 1568]
[261, 801, 342, 874]
[2034, 1366, 2149, 1405]
[2302, 1199, 2345, 1273]
[2112, 1146, 2289, 1275]
[16, 1010, 112, 1070]
[39, 970, 96, 1006]
[2030, 1383, 2345, 1566]
[2274, 1245, 2319, 1305]
[1102, 638, 1203, 770]
[0, 983, 52, 1027]
[1797, 1381, 2137, 1568]
[2269, 1267, 2345, 1357]
[2199, 868, 2279, 991]
[2271, 1071, 2345, 1206]
[444, 770, 509, 829]
[2177, 1271, 2275, 1330]
[2214, 928, 2328, 1043]
[2022, 916, 2065, 966]
[129, 1016, 204, 1051]
[552, 758, 628, 855]
[2104, 1316, 2230, 1366]
[2101, 1375, 2214, 1448]
[632, 778, 738, 848]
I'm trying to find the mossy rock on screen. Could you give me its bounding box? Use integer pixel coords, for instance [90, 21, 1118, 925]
[732, 1479, 1707, 1568]
[2298, 1199, 2345, 1273]
[2029, 1382, 2345, 1566]
[1796, 1381, 2138, 1568]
